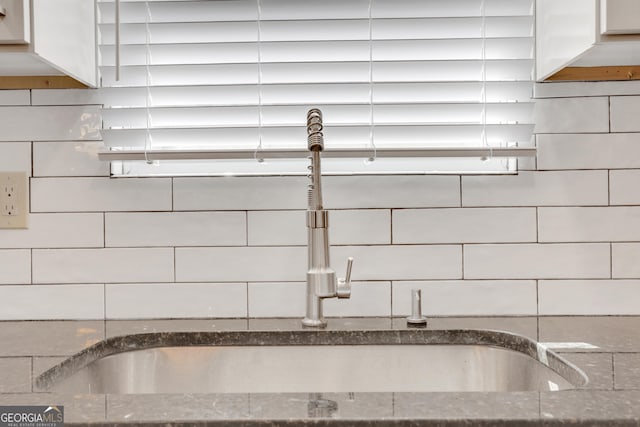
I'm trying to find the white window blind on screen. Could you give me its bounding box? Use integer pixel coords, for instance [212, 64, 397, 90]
[97, 0, 535, 176]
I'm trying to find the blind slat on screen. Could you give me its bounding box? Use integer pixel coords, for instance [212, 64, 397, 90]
[100, 64, 534, 86]
[99, 38, 533, 66]
[98, 16, 533, 44]
[101, 103, 535, 130]
[98, 80, 534, 108]
[102, 124, 534, 149]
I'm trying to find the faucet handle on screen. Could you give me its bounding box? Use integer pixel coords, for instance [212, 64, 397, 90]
[336, 257, 353, 299]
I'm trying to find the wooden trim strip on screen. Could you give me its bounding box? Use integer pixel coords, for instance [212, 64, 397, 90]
[0, 76, 88, 89]
[547, 66, 640, 81]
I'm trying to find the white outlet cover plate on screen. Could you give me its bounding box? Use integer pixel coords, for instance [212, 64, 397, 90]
[0, 171, 28, 229]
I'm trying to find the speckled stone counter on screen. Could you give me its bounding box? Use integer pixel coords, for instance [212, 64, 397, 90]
[1, 316, 640, 426]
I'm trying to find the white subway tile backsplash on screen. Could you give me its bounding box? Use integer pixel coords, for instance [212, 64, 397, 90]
[106, 283, 247, 319]
[612, 243, 640, 279]
[0, 90, 29, 105]
[329, 209, 391, 245]
[464, 243, 611, 280]
[0, 213, 103, 248]
[610, 96, 640, 132]
[174, 177, 307, 211]
[248, 211, 304, 246]
[330, 210, 391, 245]
[0, 250, 30, 284]
[537, 133, 640, 170]
[533, 97, 609, 133]
[176, 246, 306, 282]
[33, 248, 174, 284]
[248, 281, 391, 318]
[31, 89, 103, 106]
[393, 208, 536, 244]
[0, 284, 104, 320]
[539, 207, 640, 242]
[248, 282, 306, 318]
[539, 280, 640, 315]
[31, 177, 172, 212]
[0, 142, 31, 173]
[392, 280, 537, 316]
[177, 245, 460, 283]
[0, 82, 636, 319]
[323, 281, 391, 317]
[535, 81, 640, 98]
[331, 245, 462, 281]
[0, 106, 100, 142]
[324, 176, 460, 209]
[175, 176, 459, 211]
[105, 212, 246, 247]
[247, 209, 391, 246]
[610, 170, 640, 206]
[517, 156, 537, 172]
[0, 357, 31, 392]
[33, 141, 110, 177]
[174, 175, 460, 210]
[462, 171, 608, 207]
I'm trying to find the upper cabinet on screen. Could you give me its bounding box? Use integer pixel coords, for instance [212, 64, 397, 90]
[601, 0, 640, 34]
[0, 0, 96, 88]
[537, 0, 640, 81]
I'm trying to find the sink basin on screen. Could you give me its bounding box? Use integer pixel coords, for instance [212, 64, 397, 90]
[36, 329, 587, 394]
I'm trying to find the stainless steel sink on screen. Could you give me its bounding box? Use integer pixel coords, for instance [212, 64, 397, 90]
[36, 329, 588, 394]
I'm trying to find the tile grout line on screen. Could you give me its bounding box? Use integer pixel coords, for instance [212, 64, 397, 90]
[389, 208, 393, 246]
[535, 207, 539, 243]
[30, 356, 34, 393]
[103, 283, 107, 321]
[170, 177, 174, 212]
[608, 96, 612, 133]
[610, 242, 613, 280]
[389, 280, 393, 318]
[611, 353, 616, 390]
[536, 279, 540, 320]
[461, 244, 465, 281]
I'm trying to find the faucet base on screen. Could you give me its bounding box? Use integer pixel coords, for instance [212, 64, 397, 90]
[302, 317, 327, 328]
[303, 281, 328, 328]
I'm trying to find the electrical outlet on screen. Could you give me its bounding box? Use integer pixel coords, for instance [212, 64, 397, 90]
[0, 172, 28, 229]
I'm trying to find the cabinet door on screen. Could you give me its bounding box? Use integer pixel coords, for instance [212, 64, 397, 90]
[602, 0, 640, 34]
[0, 0, 29, 44]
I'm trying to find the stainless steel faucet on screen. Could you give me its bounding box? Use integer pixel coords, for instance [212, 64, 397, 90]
[302, 108, 354, 328]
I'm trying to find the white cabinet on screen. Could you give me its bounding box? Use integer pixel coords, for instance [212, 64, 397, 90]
[0, 0, 96, 88]
[537, 0, 640, 81]
[601, 0, 640, 35]
[0, 0, 29, 44]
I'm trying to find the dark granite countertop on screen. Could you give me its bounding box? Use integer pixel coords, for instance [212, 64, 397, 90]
[1, 316, 639, 426]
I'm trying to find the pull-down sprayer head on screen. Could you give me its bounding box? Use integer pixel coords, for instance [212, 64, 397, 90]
[307, 108, 324, 152]
[306, 109, 325, 210]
